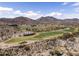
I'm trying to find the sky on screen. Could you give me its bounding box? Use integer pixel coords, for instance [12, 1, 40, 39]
[0, 2, 79, 19]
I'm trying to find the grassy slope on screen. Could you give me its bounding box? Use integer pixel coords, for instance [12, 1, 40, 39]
[5, 28, 74, 44]
[34, 31, 63, 38]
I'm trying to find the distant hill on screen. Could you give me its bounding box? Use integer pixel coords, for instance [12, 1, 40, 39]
[0, 16, 79, 25]
[0, 16, 37, 25]
[36, 16, 60, 23]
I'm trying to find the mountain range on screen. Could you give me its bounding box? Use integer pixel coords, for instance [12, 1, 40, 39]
[0, 16, 79, 25]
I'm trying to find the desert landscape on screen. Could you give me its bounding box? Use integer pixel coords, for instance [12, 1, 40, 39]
[0, 2, 79, 56]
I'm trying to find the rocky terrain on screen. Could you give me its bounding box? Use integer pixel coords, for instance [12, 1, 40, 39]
[0, 32, 79, 56]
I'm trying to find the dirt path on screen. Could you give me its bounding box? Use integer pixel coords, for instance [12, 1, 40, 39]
[0, 42, 18, 49]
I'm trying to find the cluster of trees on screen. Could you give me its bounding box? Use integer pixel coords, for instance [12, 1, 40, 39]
[19, 23, 66, 32]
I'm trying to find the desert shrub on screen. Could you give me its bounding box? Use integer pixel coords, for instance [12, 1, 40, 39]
[0, 49, 12, 56]
[62, 33, 74, 40]
[72, 32, 79, 36]
[55, 50, 63, 56]
[24, 46, 30, 51]
[18, 45, 26, 48]
[53, 46, 64, 56]
[49, 50, 55, 56]
[18, 45, 30, 51]
[19, 41, 27, 44]
[68, 37, 76, 42]
[50, 49, 63, 56]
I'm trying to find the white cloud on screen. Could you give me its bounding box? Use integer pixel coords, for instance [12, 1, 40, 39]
[24, 11, 43, 19]
[72, 2, 79, 6]
[62, 14, 79, 19]
[45, 12, 62, 19]
[62, 2, 69, 5]
[25, 11, 39, 16]
[0, 7, 13, 12]
[70, 3, 79, 13]
[13, 10, 23, 15]
[0, 6, 42, 19]
[0, 7, 14, 15]
[46, 12, 62, 16]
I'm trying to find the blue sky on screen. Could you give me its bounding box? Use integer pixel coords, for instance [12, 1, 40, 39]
[0, 2, 79, 19]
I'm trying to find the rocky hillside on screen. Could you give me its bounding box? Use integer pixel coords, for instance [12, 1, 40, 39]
[0, 16, 38, 25]
[0, 32, 79, 56]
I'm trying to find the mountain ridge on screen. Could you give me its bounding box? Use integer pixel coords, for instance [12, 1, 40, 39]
[0, 16, 79, 25]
